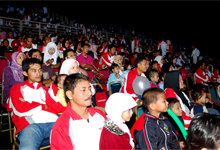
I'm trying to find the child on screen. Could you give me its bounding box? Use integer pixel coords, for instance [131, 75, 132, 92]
[186, 113, 220, 150]
[121, 60, 133, 81]
[158, 72, 166, 90]
[149, 70, 159, 88]
[190, 89, 220, 117]
[107, 63, 123, 91]
[166, 98, 185, 149]
[130, 87, 181, 150]
[99, 93, 137, 150]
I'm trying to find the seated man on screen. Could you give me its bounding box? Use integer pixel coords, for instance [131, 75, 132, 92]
[77, 43, 99, 74]
[120, 56, 148, 103]
[7, 58, 66, 150]
[28, 49, 56, 87]
[39, 35, 51, 53]
[98, 44, 116, 71]
[18, 34, 38, 55]
[50, 73, 106, 149]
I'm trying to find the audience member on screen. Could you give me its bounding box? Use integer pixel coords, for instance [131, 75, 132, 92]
[0, 39, 14, 56]
[7, 58, 65, 150]
[107, 63, 123, 91]
[130, 88, 181, 150]
[99, 93, 137, 150]
[74, 41, 82, 56]
[121, 60, 133, 80]
[164, 70, 192, 130]
[154, 55, 164, 72]
[120, 55, 148, 102]
[3, 52, 25, 105]
[18, 34, 38, 54]
[194, 60, 211, 85]
[148, 70, 160, 88]
[113, 55, 124, 76]
[39, 35, 51, 53]
[50, 73, 106, 149]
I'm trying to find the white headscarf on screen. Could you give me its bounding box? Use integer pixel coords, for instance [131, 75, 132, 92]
[43, 42, 58, 65]
[105, 93, 137, 148]
[59, 59, 80, 75]
[155, 55, 164, 68]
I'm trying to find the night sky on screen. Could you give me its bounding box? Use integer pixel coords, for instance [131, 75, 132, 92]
[2, 1, 220, 59]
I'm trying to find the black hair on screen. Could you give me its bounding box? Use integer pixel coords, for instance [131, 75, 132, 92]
[191, 88, 205, 101]
[82, 43, 90, 48]
[63, 73, 90, 102]
[110, 63, 119, 72]
[74, 41, 81, 50]
[25, 34, 33, 40]
[62, 38, 69, 49]
[142, 87, 165, 109]
[135, 55, 146, 68]
[166, 97, 179, 109]
[148, 70, 158, 81]
[2, 39, 9, 44]
[64, 49, 76, 60]
[42, 35, 48, 42]
[192, 83, 206, 91]
[197, 60, 205, 67]
[108, 43, 117, 50]
[124, 60, 133, 71]
[22, 58, 42, 73]
[28, 49, 41, 58]
[186, 113, 220, 150]
[55, 74, 67, 85]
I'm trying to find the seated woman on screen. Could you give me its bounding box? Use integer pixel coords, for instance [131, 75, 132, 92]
[113, 55, 124, 76]
[3, 52, 25, 105]
[0, 39, 14, 56]
[42, 42, 61, 72]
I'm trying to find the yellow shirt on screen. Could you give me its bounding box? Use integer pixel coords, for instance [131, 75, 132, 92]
[56, 88, 67, 107]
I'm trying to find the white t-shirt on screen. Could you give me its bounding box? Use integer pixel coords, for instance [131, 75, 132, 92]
[191, 48, 200, 64]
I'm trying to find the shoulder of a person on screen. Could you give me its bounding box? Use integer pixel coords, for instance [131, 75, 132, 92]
[89, 107, 106, 119]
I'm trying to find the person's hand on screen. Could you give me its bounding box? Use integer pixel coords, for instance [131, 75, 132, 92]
[180, 141, 185, 149]
[204, 68, 208, 73]
[46, 59, 54, 64]
[19, 97, 25, 102]
[44, 104, 49, 110]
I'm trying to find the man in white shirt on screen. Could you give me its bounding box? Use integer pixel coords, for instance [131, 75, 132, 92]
[191, 44, 200, 65]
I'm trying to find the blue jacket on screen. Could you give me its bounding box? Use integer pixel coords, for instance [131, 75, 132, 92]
[131, 110, 181, 150]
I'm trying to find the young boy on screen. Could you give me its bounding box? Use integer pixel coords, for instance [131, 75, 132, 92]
[130, 87, 181, 150]
[166, 98, 185, 148]
[149, 70, 159, 88]
[107, 63, 123, 91]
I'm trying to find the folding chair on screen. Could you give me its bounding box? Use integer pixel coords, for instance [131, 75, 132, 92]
[4, 50, 15, 63]
[12, 126, 50, 150]
[0, 72, 13, 143]
[208, 84, 218, 100]
[0, 56, 9, 89]
[108, 81, 122, 96]
[134, 101, 144, 121]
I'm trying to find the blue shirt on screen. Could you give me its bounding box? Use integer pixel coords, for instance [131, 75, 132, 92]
[107, 73, 123, 91]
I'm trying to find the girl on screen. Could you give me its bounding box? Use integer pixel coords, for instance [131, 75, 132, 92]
[113, 55, 124, 76]
[60, 39, 71, 52]
[88, 44, 99, 61]
[99, 93, 137, 150]
[107, 63, 123, 91]
[3, 52, 25, 105]
[190, 89, 219, 118]
[43, 42, 61, 70]
[154, 55, 164, 72]
[121, 61, 133, 81]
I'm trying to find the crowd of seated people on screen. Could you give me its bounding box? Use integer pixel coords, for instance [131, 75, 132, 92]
[1, 11, 220, 150]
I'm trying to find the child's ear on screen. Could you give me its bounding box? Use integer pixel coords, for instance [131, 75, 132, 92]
[148, 103, 155, 111]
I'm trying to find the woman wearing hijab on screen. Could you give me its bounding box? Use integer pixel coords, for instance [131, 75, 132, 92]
[99, 93, 137, 150]
[0, 31, 7, 41]
[3, 52, 25, 105]
[43, 42, 61, 70]
[161, 62, 174, 74]
[113, 55, 124, 76]
[164, 70, 192, 130]
[88, 44, 98, 61]
[59, 58, 95, 95]
[154, 55, 164, 72]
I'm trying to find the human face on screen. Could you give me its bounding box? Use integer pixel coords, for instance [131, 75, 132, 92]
[69, 62, 80, 74]
[171, 102, 182, 117]
[82, 45, 89, 54]
[122, 109, 133, 122]
[69, 80, 92, 108]
[2, 32, 6, 39]
[112, 66, 120, 74]
[77, 43, 81, 50]
[154, 93, 168, 113]
[58, 75, 66, 89]
[44, 37, 51, 46]
[200, 63, 206, 71]
[109, 47, 116, 56]
[17, 53, 25, 66]
[31, 51, 42, 61]
[179, 74, 184, 89]
[23, 63, 42, 83]
[151, 72, 159, 82]
[48, 47, 55, 55]
[65, 40, 69, 48]
[3, 40, 9, 47]
[66, 51, 76, 60]
[152, 62, 158, 70]
[8, 32, 13, 38]
[127, 65, 132, 71]
[161, 57, 165, 64]
[118, 56, 123, 65]
[173, 58, 177, 64]
[198, 91, 207, 105]
[138, 59, 148, 73]
[26, 38, 33, 47]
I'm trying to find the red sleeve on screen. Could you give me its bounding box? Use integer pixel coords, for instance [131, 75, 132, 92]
[9, 84, 45, 116]
[124, 73, 138, 101]
[18, 45, 22, 52]
[39, 46, 43, 52]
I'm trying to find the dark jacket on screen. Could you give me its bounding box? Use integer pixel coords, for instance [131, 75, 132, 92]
[131, 111, 181, 150]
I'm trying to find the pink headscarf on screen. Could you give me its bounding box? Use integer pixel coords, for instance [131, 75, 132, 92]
[0, 31, 6, 40]
[10, 52, 25, 82]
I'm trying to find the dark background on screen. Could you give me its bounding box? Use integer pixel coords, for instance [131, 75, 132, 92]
[2, 1, 220, 60]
